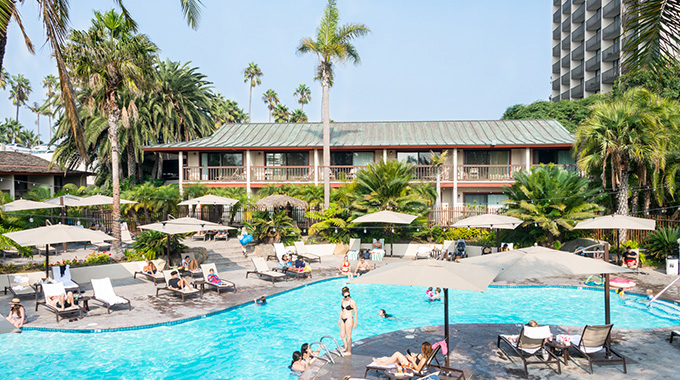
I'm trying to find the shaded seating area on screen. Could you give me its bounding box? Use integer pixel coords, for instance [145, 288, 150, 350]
[156, 270, 202, 301]
[90, 277, 131, 313]
[497, 325, 561, 377]
[246, 257, 286, 284]
[567, 324, 626, 374]
[36, 282, 83, 322]
[200, 263, 236, 294]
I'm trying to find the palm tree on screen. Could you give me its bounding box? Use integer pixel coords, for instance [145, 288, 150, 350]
[290, 109, 308, 122]
[272, 103, 290, 123]
[262, 89, 279, 122]
[0, 118, 21, 143]
[211, 94, 246, 124]
[297, 0, 370, 209]
[27, 101, 46, 143]
[0, 67, 9, 89]
[8, 73, 31, 122]
[429, 150, 449, 208]
[352, 160, 428, 216]
[63, 9, 158, 257]
[42, 74, 58, 140]
[622, 0, 680, 72]
[17, 129, 38, 148]
[243, 62, 262, 122]
[294, 83, 311, 111]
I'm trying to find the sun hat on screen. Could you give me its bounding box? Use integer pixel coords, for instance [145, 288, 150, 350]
[10, 298, 21, 305]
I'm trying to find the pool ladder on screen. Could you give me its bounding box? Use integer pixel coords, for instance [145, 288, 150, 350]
[310, 336, 345, 364]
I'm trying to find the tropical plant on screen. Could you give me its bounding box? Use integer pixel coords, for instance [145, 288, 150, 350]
[272, 103, 290, 123]
[0, 67, 9, 89]
[0, 118, 21, 143]
[643, 227, 680, 260]
[27, 101, 47, 144]
[42, 74, 59, 141]
[307, 204, 351, 243]
[8, 73, 31, 123]
[613, 62, 680, 101]
[294, 83, 311, 111]
[243, 62, 262, 122]
[63, 9, 158, 257]
[622, 0, 680, 73]
[16, 128, 38, 147]
[290, 109, 308, 122]
[132, 230, 187, 260]
[211, 94, 246, 124]
[502, 96, 604, 132]
[297, 0, 370, 209]
[247, 210, 300, 244]
[503, 164, 604, 245]
[262, 89, 279, 122]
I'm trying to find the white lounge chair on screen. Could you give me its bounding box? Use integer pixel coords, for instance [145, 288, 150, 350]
[156, 270, 201, 301]
[36, 282, 82, 322]
[266, 242, 289, 262]
[294, 241, 321, 263]
[567, 324, 626, 374]
[200, 263, 236, 294]
[497, 325, 560, 377]
[91, 277, 131, 313]
[347, 238, 361, 261]
[133, 260, 166, 286]
[5, 272, 45, 298]
[121, 229, 135, 246]
[51, 265, 81, 293]
[415, 245, 434, 260]
[246, 257, 286, 284]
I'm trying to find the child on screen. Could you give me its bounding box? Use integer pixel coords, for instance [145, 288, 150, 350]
[255, 296, 267, 306]
[426, 287, 434, 300]
[207, 268, 223, 285]
[431, 288, 442, 301]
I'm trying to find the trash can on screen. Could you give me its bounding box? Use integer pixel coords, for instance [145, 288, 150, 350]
[666, 257, 679, 275]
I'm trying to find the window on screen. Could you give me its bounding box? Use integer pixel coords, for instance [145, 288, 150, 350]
[463, 193, 508, 207]
[533, 149, 575, 165]
[397, 151, 440, 165]
[200, 153, 243, 167]
[464, 150, 509, 165]
[331, 152, 374, 166]
[222, 153, 243, 166]
[266, 152, 309, 166]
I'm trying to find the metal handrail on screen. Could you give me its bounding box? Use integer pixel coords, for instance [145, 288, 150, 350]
[309, 341, 336, 364]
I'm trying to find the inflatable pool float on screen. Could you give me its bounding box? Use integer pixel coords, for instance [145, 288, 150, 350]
[585, 275, 604, 286]
[610, 278, 636, 289]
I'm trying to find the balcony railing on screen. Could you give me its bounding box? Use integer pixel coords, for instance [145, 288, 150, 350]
[602, 41, 620, 61]
[586, 75, 600, 91]
[587, 0, 601, 11]
[457, 165, 525, 181]
[585, 54, 600, 71]
[571, 63, 584, 79]
[561, 73, 570, 85]
[251, 166, 314, 182]
[571, 83, 584, 98]
[586, 13, 601, 30]
[553, 26, 561, 40]
[183, 166, 246, 182]
[586, 34, 600, 50]
[562, 36, 571, 50]
[562, 16, 571, 32]
[602, 18, 620, 40]
[603, 0, 620, 18]
[572, 43, 584, 60]
[553, 61, 561, 74]
[562, 55, 570, 68]
[563, 1, 571, 13]
[572, 23, 585, 42]
[602, 66, 619, 83]
[553, 78, 561, 90]
[554, 9, 561, 23]
[561, 89, 571, 99]
[573, 3, 586, 23]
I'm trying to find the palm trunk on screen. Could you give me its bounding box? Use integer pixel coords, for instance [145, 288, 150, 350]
[127, 145, 136, 183]
[36, 114, 40, 144]
[0, 31, 6, 73]
[15, 102, 19, 125]
[435, 169, 442, 208]
[107, 100, 123, 259]
[248, 85, 253, 123]
[322, 71, 331, 210]
[48, 115, 52, 141]
[616, 168, 629, 243]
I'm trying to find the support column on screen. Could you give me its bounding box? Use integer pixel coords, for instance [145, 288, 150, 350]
[314, 149, 319, 185]
[525, 148, 531, 171]
[9, 175, 15, 199]
[178, 152, 184, 197]
[246, 150, 252, 195]
[452, 149, 458, 208]
[383, 149, 387, 163]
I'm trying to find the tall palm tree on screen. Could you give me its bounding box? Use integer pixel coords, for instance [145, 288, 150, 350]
[8, 73, 31, 122]
[63, 9, 157, 257]
[294, 83, 311, 111]
[622, 0, 680, 72]
[243, 62, 262, 122]
[262, 89, 279, 122]
[0, 0, 204, 156]
[429, 150, 449, 208]
[211, 94, 246, 124]
[17, 128, 38, 147]
[297, 0, 369, 209]
[0, 118, 21, 143]
[290, 108, 308, 122]
[27, 101, 44, 143]
[272, 103, 290, 123]
[42, 74, 58, 140]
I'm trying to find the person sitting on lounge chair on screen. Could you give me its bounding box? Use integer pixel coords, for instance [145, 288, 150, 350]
[215, 230, 227, 239]
[354, 257, 372, 276]
[290, 351, 308, 373]
[371, 341, 433, 372]
[143, 259, 157, 275]
[168, 271, 192, 291]
[294, 255, 305, 269]
[206, 268, 224, 285]
[6, 298, 27, 328]
[181, 255, 199, 272]
[47, 289, 76, 311]
[623, 247, 637, 269]
[277, 254, 294, 271]
[369, 241, 385, 259]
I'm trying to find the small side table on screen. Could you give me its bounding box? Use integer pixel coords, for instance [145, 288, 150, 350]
[193, 279, 206, 294]
[546, 341, 571, 365]
[384, 368, 414, 379]
[77, 295, 91, 312]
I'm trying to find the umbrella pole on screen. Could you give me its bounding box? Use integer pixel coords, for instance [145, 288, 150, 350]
[390, 224, 394, 257]
[604, 242, 611, 325]
[45, 244, 50, 278]
[444, 288, 450, 368]
[166, 233, 171, 266]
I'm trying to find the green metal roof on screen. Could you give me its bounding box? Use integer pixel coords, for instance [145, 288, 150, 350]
[143, 120, 573, 151]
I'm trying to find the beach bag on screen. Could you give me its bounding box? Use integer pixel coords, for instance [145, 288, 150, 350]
[239, 234, 253, 245]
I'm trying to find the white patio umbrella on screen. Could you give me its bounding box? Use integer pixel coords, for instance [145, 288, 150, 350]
[43, 195, 84, 207]
[350, 259, 498, 368]
[178, 194, 238, 206]
[3, 224, 114, 277]
[138, 217, 235, 264]
[463, 246, 633, 325]
[352, 210, 418, 256]
[73, 194, 137, 206]
[1, 199, 60, 212]
[452, 214, 523, 250]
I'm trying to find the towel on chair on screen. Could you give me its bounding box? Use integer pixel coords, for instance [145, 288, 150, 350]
[432, 340, 448, 355]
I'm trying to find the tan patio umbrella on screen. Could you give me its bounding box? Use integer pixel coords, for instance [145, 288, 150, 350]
[73, 194, 137, 206]
[178, 194, 238, 206]
[463, 246, 633, 325]
[1, 199, 60, 212]
[43, 195, 84, 207]
[138, 217, 235, 264]
[255, 194, 308, 209]
[452, 214, 523, 250]
[352, 210, 418, 256]
[2, 224, 114, 277]
[350, 259, 498, 368]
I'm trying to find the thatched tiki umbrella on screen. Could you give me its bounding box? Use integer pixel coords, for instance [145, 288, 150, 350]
[255, 194, 308, 210]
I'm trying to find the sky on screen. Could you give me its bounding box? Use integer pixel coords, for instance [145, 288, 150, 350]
[0, 0, 552, 140]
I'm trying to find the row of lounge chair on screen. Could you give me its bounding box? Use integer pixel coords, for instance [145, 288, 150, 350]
[265, 241, 321, 263]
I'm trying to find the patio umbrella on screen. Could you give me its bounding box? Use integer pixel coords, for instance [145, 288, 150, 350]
[178, 194, 238, 206]
[452, 214, 523, 250]
[463, 246, 633, 325]
[350, 259, 498, 367]
[73, 194, 137, 206]
[2, 224, 114, 277]
[138, 217, 235, 265]
[255, 194, 308, 209]
[1, 199, 60, 212]
[352, 210, 417, 256]
[43, 195, 84, 207]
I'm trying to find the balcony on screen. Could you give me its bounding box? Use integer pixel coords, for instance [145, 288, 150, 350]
[602, 66, 619, 83]
[457, 165, 525, 182]
[586, 34, 600, 50]
[532, 164, 579, 173]
[602, 42, 620, 61]
[603, 0, 620, 17]
[184, 166, 247, 183]
[572, 24, 585, 42]
[571, 63, 584, 79]
[553, 26, 561, 40]
[553, 61, 561, 74]
[553, 43, 561, 57]
[573, 3, 586, 22]
[602, 18, 620, 39]
[572, 43, 584, 60]
[562, 16, 571, 32]
[586, 55, 600, 71]
[587, 0, 601, 11]
[561, 73, 570, 85]
[554, 9, 561, 23]
[563, 1, 571, 14]
[562, 55, 570, 68]
[586, 13, 601, 30]
[562, 35, 571, 50]
[554, 0, 561, 5]
[571, 83, 584, 98]
[553, 78, 561, 90]
[551, 94, 560, 102]
[586, 76, 600, 91]
[573, 0, 585, 4]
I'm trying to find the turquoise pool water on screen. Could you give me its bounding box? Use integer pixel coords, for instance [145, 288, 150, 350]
[2, 278, 679, 379]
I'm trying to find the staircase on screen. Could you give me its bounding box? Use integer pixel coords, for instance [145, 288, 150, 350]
[205, 239, 252, 272]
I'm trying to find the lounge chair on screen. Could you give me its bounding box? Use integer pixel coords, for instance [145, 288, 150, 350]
[365, 344, 465, 380]
[192, 231, 206, 241]
[90, 277, 131, 313]
[294, 241, 321, 263]
[497, 325, 561, 377]
[266, 242, 289, 262]
[415, 245, 434, 260]
[89, 240, 112, 250]
[246, 257, 287, 284]
[347, 238, 361, 261]
[156, 270, 201, 301]
[214, 230, 228, 240]
[133, 260, 166, 286]
[200, 263, 236, 294]
[121, 229, 135, 247]
[51, 265, 81, 293]
[36, 282, 83, 322]
[4, 272, 45, 298]
[567, 324, 626, 374]
[183, 252, 202, 278]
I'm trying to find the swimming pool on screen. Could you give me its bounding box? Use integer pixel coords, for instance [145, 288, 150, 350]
[2, 278, 679, 379]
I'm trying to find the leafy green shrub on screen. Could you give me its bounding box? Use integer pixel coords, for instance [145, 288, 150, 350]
[84, 252, 112, 265]
[307, 204, 350, 243]
[644, 227, 680, 260]
[132, 230, 187, 260]
[553, 241, 562, 250]
[247, 210, 301, 245]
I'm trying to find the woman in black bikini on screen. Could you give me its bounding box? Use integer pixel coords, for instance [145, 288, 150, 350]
[338, 286, 358, 356]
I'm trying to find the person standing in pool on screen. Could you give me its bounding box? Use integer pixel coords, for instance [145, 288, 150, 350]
[338, 286, 358, 356]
